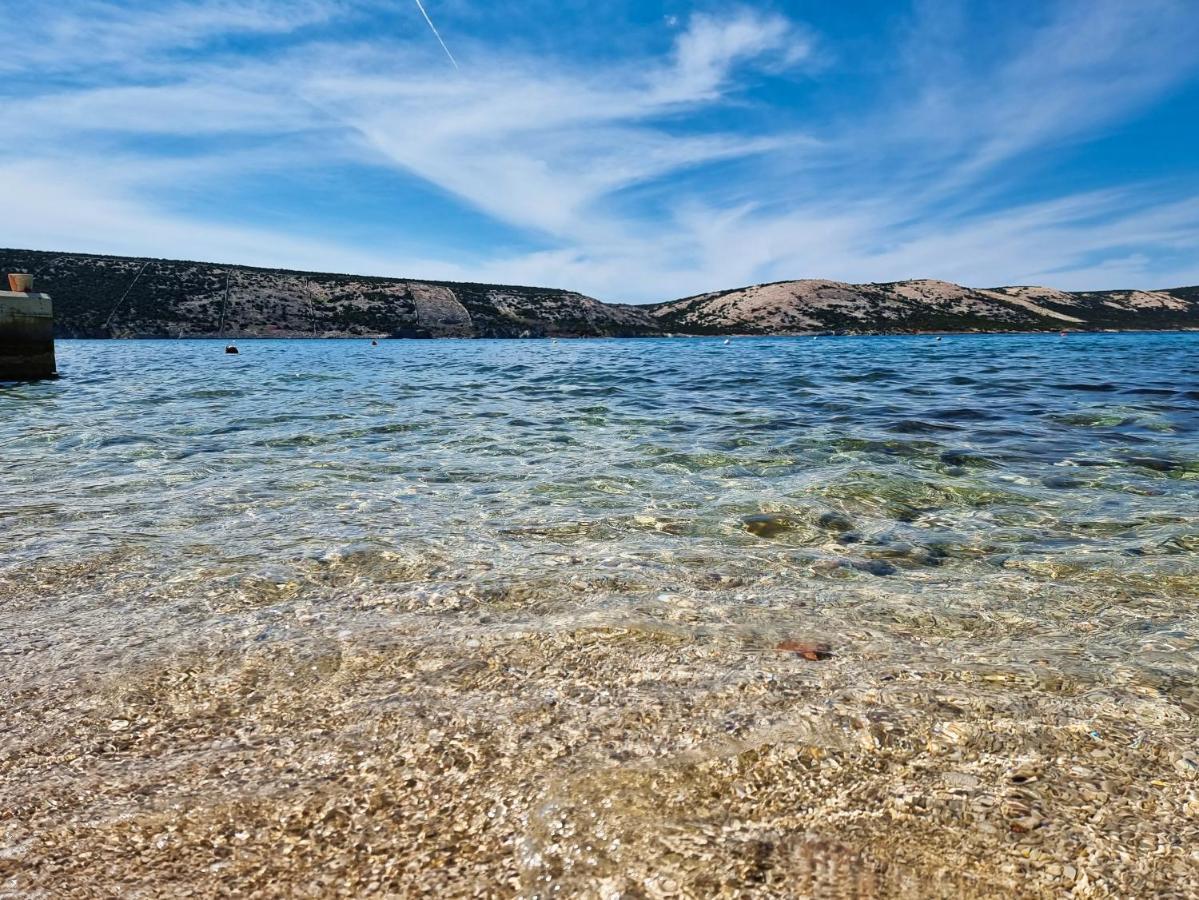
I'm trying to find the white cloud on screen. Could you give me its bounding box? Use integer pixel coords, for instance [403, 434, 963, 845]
[655, 10, 808, 101]
[0, 160, 404, 274]
[891, 0, 1199, 196]
[0, 1, 1197, 301]
[0, 0, 346, 73]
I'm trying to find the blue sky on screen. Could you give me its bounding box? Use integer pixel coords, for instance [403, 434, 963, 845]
[2, 0, 1197, 301]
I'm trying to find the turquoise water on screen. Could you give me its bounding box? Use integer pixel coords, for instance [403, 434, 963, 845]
[3, 334, 1198, 893]
[2, 334, 1198, 679]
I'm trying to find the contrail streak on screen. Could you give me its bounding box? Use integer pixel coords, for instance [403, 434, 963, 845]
[413, 0, 459, 69]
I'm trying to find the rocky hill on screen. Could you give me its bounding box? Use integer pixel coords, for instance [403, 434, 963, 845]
[649, 278, 1199, 334]
[2, 249, 1196, 337]
[0, 249, 657, 339]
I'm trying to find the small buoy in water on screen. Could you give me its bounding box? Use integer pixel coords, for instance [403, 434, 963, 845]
[723, 338, 731, 345]
[371, 339, 378, 346]
[936, 336, 942, 341]
[1060, 331, 1068, 337]
[225, 344, 239, 354]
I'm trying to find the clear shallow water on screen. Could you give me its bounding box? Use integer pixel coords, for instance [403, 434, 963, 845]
[2, 335, 1199, 894]
[3, 335, 1199, 675]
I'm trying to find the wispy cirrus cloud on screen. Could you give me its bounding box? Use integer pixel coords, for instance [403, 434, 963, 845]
[0, 0, 1197, 300]
[305, 10, 812, 237]
[874, 0, 1199, 197]
[0, 0, 348, 70]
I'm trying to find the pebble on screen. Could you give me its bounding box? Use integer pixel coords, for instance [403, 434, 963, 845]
[1009, 762, 1041, 784]
[934, 722, 973, 745]
[1010, 814, 1043, 833]
[943, 772, 979, 790]
[775, 639, 833, 661]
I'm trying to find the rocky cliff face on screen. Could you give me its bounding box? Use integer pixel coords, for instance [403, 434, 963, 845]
[648, 278, 1199, 334]
[2, 248, 1196, 337]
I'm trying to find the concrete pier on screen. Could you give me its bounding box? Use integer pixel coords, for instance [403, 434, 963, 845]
[0, 287, 56, 380]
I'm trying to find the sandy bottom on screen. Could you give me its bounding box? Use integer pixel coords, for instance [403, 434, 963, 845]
[3, 573, 1197, 899]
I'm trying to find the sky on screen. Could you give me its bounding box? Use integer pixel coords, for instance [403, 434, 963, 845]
[1, 0, 1198, 302]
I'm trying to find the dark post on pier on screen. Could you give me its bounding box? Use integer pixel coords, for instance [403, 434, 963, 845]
[0, 273, 57, 380]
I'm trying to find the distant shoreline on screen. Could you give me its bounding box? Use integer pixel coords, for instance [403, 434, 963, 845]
[54, 327, 1199, 340]
[6, 247, 1196, 339]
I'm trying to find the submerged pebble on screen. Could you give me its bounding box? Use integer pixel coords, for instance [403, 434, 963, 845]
[775, 639, 834, 660]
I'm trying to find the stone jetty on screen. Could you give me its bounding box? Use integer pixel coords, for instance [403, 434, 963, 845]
[0, 273, 56, 380]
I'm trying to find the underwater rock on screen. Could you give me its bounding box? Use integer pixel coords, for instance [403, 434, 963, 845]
[939, 449, 994, 469]
[814, 557, 898, 577]
[817, 511, 854, 532]
[868, 542, 948, 567]
[1125, 456, 1180, 472]
[1041, 474, 1082, 488]
[742, 514, 793, 537]
[851, 559, 898, 576]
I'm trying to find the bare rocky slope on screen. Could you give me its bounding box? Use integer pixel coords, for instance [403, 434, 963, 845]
[3, 249, 1196, 337]
[650, 278, 1199, 334]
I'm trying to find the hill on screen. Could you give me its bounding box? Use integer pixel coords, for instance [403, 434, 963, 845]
[647, 278, 1199, 334]
[0, 249, 657, 339]
[2, 249, 1196, 337]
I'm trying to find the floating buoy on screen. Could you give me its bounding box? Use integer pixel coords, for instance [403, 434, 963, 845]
[371, 339, 378, 346]
[936, 336, 942, 341]
[723, 338, 730, 345]
[1060, 331, 1067, 337]
[225, 344, 239, 354]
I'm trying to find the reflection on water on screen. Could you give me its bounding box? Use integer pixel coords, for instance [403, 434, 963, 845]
[1, 334, 1197, 895]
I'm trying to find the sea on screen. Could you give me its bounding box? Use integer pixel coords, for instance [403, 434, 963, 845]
[2, 333, 1197, 894]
